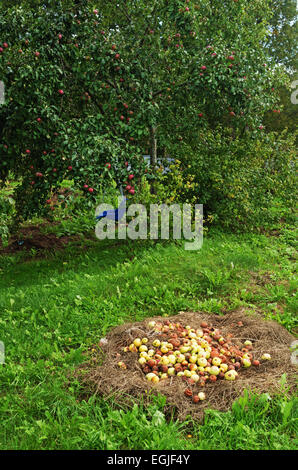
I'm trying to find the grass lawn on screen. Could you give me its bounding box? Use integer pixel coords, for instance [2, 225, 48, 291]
[0, 223, 297, 450]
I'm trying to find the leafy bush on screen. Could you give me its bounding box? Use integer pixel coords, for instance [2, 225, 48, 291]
[171, 128, 297, 231]
[136, 160, 198, 207]
[0, 193, 14, 244]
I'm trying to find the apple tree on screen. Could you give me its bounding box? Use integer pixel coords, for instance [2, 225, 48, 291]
[0, 0, 284, 222]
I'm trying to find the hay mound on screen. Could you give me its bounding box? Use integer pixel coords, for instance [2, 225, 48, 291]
[79, 311, 297, 421]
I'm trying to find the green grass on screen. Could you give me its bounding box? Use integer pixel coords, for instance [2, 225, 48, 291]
[0, 223, 297, 450]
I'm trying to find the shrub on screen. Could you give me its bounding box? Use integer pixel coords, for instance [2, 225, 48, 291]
[136, 160, 198, 207]
[170, 128, 297, 231]
[0, 193, 14, 244]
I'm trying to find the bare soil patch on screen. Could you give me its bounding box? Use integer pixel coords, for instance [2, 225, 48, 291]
[0, 224, 89, 256]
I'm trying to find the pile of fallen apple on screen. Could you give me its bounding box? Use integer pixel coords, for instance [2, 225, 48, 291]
[118, 319, 271, 404]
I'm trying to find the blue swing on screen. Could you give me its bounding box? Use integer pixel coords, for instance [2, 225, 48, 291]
[95, 181, 126, 222]
[95, 195, 126, 222]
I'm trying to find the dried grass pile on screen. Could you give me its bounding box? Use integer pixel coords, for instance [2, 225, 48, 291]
[78, 310, 297, 421]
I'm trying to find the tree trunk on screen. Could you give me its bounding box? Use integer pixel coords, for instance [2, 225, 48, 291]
[150, 126, 157, 167]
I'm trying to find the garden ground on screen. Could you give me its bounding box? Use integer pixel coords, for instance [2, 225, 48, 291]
[0, 220, 297, 450]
